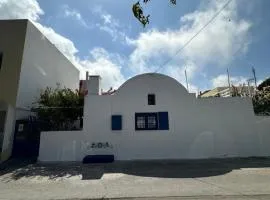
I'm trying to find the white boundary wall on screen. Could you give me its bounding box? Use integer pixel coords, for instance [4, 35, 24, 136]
[39, 74, 270, 161]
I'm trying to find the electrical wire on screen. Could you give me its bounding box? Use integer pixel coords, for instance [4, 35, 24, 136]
[154, 0, 233, 73]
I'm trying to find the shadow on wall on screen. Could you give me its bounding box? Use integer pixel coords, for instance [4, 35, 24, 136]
[1, 157, 270, 181]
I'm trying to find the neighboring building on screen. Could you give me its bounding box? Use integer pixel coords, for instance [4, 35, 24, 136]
[0, 20, 79, 162]
[39, 73, 270, 162]
[199, 87, 228, 97]
[200, 86, 255, 98]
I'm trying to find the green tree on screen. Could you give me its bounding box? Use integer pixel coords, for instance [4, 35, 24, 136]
[132, 0, 176, 27]
[258, 77, 270, 91]
[33, 85, 84, 130]
[253, 81, 270, 116]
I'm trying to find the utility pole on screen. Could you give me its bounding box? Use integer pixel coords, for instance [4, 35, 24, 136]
[185, 69, 189, 92]
[227, 68, 231, 96]
[247, 78, 254, 97]
[227, 68, 231, 88]
[252, 67, 257, 88]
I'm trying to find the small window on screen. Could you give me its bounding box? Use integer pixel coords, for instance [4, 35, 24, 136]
[135, 113, 158, 130]
[148, 94, 156, 105]
[111, 115, 122, 130]
[0, 52, 3, 71]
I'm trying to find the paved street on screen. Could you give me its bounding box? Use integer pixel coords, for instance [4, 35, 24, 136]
[1, 158, 270, 200]
[113, 196, 270, 200]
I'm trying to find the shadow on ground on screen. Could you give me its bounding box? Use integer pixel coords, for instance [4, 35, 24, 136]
[1, 157, 270, 181]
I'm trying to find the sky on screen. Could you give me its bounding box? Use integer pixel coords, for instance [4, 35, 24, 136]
[0, 0, 270, 93]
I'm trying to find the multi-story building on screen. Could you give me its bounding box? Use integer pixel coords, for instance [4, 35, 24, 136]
[0, 19, 79, 162]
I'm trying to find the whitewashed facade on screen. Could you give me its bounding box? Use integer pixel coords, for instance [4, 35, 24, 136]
[0, 20, 79, 161]
[39, 73, 270, 161]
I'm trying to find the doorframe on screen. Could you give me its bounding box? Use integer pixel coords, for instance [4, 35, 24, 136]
[0, 103, 8, 158]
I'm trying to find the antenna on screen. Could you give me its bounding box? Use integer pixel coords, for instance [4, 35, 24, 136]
[185, 69, 189, 92]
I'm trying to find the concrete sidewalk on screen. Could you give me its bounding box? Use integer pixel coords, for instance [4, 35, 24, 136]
[1, 158, 270, 200]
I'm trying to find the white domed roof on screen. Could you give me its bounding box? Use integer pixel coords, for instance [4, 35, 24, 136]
[116, 73, 188, 95]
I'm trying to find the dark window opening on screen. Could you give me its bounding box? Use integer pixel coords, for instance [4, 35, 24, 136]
[148, 94, 156, 105]
[158, 112, 169, 130]
[111, 115, 122, 130]
[135, 113, 158, 130]
[135, 112, 169, 131]
[0, 52, 3, 71]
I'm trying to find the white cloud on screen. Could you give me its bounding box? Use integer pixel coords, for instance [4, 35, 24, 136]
[61, 5, 90, 28]
[93, 6, 128, 42]
[127, 0, 252, 89]
[79, 48, 125, 90]
[101, 14, 115, 25]
[0, 0, 254, 92]
[212, 74, 248, 87]
[0, 0, 125, 89]
[0, 0, 78, 63]
[0, 0, 43, 20]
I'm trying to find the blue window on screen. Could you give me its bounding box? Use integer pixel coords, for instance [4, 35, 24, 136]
[135, 112, 169, 131]
[111, 115, 122, 130]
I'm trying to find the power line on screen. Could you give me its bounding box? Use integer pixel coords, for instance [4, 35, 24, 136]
[154, 0, 233, 73]
[31, 106, 84, 110]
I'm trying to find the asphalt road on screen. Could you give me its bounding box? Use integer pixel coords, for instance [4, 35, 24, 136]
[1, 158, 270, 200]
[111, 195, 270, 200]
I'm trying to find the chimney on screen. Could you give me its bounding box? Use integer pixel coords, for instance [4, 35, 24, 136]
[86, 75, 101, 95]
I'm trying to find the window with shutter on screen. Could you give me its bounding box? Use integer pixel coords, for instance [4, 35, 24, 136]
[111, 115, 122, 130]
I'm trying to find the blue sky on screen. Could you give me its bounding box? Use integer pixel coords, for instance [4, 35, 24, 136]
[0, 0, 270, 92]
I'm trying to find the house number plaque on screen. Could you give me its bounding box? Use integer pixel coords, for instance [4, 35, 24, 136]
[91, 142, 112, 149]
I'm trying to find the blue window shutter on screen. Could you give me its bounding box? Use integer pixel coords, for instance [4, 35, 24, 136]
[111, 115, 122, 130]
[158, 112, 169, 130]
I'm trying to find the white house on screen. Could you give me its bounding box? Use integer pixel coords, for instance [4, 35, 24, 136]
[0, 19, 79, 162]
[39, 73, 270, 162]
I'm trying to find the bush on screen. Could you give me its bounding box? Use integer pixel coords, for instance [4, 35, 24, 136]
[33, 85, 84, 130]
[253, 87, 270, 116]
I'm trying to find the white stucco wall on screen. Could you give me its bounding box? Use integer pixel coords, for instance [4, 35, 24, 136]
[16, 20, 79, 118]
[255, 116, 270, 156]
[39, 73, 270, 162]
[39, 131, 84, 161]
